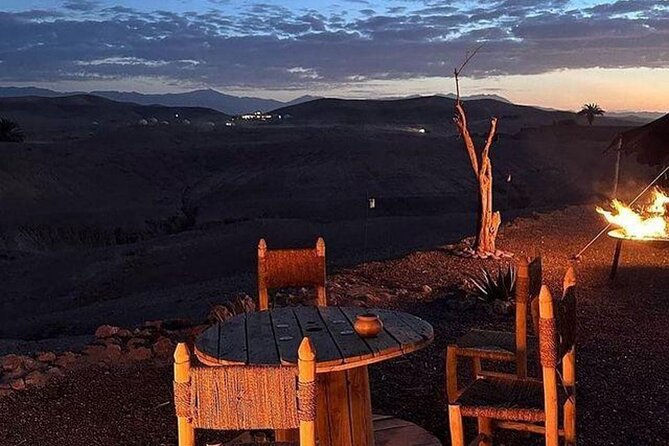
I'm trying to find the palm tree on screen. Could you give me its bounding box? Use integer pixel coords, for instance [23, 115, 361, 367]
[578, 103, 605, 126]
[0, 117, 25, 142]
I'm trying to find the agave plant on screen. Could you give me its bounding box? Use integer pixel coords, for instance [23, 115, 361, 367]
[0, 117, 25, 142]
[466, 264, 517, 303]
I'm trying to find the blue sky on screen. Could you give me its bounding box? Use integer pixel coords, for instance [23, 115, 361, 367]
[1, 1, 668, 110]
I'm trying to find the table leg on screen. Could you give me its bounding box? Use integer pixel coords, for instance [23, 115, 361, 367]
[316, 367, 374, 446]
[609, 240, 623, 281]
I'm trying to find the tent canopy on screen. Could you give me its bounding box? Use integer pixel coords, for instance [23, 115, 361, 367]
[609, 113, 669, 166]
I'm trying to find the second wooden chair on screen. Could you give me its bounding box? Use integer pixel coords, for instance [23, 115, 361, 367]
[447, 268, 577, 446]
[257, 237, 327, 310]
[449, 256, 542, 379]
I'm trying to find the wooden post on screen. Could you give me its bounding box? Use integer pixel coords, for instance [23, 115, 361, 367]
[299, 338, 317, 446]
[448, 405, 465, 446]
[515, 257, 530, 378]
[258, 238, 269, 310]
[612, 138, 622, 198]
[174, 343, 195, 446]
[316, 237, 327, 307]
[539, 286, 559, 446]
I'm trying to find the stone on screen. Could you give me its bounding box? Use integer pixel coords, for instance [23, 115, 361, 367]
[95, 324, 120, 338]
[24, 370, 48, 388]
[117, 329, 133, 338]
[0, 354, 24, 372]
[46, 367, 64, 378]
[55, 352, 78, 368]
[36, 351, 57, 363]
[127, 337, 147, 349]
[126, 347, 152, 362]
[152, 336, 175, 358]
[22, 358, 39, 371]
[102, 337, 121, 346]
[83, 345, 106, 359]
[9, 378, 26, 391]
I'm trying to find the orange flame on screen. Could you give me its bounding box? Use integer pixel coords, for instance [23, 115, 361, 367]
[596, 188, 669, 239]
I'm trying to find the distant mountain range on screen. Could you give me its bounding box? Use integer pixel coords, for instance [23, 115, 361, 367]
[0, 87, 662, 123]
[0, 87, 317, 115]
[0, 87, 517, 116]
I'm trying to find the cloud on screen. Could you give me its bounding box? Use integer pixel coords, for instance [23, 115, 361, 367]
[0, 1, 667, 90]
[62, 0, 99, 12]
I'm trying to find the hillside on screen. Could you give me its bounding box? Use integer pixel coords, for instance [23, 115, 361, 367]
[273, 96, 634, 133]
[0, 94, 229, 136]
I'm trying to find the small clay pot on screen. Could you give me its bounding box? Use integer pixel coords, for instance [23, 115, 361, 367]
[354, 313, 383, 338]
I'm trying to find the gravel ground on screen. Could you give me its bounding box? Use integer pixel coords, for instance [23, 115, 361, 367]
[1, 205, 668, 445]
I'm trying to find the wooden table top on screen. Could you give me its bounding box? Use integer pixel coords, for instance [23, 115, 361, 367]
[194, 306, 434, 372]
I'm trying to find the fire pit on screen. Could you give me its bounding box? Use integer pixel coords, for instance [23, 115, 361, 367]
[597, 188, 669, 279]
[607, 229, 669, 279]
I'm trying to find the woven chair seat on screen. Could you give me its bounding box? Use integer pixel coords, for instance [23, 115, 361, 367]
[456, 329, 537, 360]
[235, 443, 298, 445]
[454, 377, 567, 423]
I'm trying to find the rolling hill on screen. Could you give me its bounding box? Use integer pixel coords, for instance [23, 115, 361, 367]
[0, 94, 229, 136]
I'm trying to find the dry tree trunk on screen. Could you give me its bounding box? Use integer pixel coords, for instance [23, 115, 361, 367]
[454, 101, 500, 254]
[452, 48, 501, 255]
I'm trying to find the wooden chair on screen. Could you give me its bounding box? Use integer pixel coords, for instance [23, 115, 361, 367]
[173, 338, 317, 446]
[257, 238, 327, 311]
[447, 267, 577, 446]
[449, 256, 542, 379]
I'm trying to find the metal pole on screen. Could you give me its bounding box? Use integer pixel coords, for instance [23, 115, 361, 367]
[572, 164, 669, 259]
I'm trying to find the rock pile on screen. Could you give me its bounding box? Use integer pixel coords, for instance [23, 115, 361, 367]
[0, 319, 204, 398]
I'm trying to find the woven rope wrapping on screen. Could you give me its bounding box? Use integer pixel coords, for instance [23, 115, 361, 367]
[297, 380, 317, 421]
[173, 381, 191, 418]
[188, 365, 300, 430]
[538, 318, 558, 368]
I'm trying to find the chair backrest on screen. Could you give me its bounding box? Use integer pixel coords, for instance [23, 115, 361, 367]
[514, 255, 542, 378]
[537, 267, 577, 446]
[257, 237, 327, 310]
[174, 338, 317, 446]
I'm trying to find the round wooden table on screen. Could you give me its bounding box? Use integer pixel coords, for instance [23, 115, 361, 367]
[194, 305, 434, 446]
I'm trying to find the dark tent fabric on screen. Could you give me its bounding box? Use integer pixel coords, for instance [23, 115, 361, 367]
[608, 113, 669, 166]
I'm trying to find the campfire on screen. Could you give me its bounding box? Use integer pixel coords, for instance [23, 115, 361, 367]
[596, 188, 669, 240]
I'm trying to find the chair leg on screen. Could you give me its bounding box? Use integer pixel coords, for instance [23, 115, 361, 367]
[177, 419, 195, 446]
[478, 417, 492, 446]
[448, 405, 465, 446]
[564, 399, 576, 446]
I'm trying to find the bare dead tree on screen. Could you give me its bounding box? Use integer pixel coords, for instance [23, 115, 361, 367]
[453, 45, 501, 256]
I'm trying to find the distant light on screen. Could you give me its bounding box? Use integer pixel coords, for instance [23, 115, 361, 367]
[368, 198, 376, 209]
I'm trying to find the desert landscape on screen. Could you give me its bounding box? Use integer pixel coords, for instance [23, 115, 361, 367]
[0, 93, 654, 346]
[1, 1, 668, 445]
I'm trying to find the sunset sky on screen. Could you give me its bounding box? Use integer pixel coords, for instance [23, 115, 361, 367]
[1, 0, 668, 111]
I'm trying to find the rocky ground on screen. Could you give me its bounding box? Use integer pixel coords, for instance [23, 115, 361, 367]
[1, 205, 668, 445]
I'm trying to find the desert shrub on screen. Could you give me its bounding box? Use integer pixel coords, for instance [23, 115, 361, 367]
[0, 117, 25, 142]
[145, 204, 199, 235]
[15, 224, 145, 251]
[466, 264, 516, 303]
